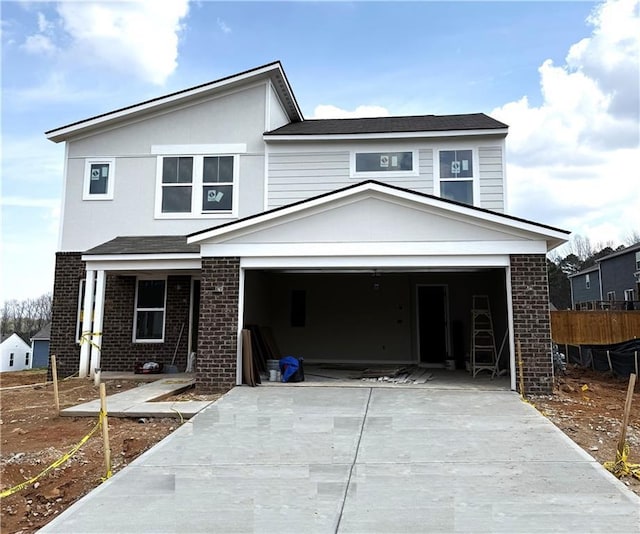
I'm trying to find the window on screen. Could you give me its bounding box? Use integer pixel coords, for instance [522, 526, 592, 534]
[350, 151, 417, 177]
[607, 291, 616, 301]
[25, 352, 30, 366]
[585, 274, 591, 289]
[83, 158, 115, 200]
[624, 289, 635, 301]
[9, 353, 14, 367]
[156, 154, 237, 218]
[439, 149, 474, 205]
[134, 279, 166, 342]
[636, 251, 640, 271]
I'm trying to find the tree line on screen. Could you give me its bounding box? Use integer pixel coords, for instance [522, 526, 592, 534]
[547, 232, 640, 310]
[1, 293, 52, 341]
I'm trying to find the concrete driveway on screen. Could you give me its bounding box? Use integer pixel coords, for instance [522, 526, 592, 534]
[42, 386, 639, 533]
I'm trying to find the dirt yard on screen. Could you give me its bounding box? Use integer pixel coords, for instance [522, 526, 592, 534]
[0, 370, 220, 534]
[1, 366, 638, 533]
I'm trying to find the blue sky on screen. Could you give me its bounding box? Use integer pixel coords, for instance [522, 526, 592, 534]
[1, 0, 639, 302]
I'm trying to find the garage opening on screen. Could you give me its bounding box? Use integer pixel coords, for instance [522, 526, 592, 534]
[241, 268, 511, 388]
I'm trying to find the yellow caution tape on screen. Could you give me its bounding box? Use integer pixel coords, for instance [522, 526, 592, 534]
[0, 410, 109, 499]
[79, 331, 103, 351]
[604, 442, 640, 481]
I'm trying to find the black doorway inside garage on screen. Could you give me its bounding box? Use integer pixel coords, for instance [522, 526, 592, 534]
[242, 269, 509, 372]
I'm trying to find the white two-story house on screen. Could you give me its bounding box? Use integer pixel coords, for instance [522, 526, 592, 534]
[46, 62, 569, 393]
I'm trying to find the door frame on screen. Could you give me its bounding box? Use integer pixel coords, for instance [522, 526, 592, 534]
[415, 283, 451, 367]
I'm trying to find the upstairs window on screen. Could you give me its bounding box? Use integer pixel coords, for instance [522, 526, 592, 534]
[25, 352, 30, 366]
[134, 279, 166, 342]
[585, 274, 591, 289]
[636, 251, 640, 271]
[9, 353, 14, 367]
[83, 158, 115, 200]
[439, 149, 474, 205]
[156, 154, 237, 218]
[351, 151, 417, 177]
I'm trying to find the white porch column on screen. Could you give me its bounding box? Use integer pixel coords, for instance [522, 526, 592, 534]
[79, 270, 95, 378]
[89, 270, 106, 378]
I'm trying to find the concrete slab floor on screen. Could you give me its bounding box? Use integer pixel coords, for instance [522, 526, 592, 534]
[41, 387, 640, 533]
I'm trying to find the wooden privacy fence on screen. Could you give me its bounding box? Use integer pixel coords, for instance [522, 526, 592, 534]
[551, 311, 640, 345]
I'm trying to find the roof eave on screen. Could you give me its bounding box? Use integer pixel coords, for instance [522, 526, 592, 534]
[46, 62, 302, 143]
[263, 128, 509, 141]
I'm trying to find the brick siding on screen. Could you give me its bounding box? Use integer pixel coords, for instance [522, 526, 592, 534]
[510, 254, 553, 394]
[49, 252, 85, 379]
[196, 257, 240, 392]
[101, 275, 191, 371]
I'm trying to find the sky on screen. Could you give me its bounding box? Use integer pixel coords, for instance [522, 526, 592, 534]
[1, 0, 639, 302]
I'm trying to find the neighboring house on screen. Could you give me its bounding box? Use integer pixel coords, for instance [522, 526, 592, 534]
[1, 333, 32, 373]
[31, 323, 51, 368]
[569, 242, 640, 309]
[569, 265, 601, 309]
[45, 61, 569, 394]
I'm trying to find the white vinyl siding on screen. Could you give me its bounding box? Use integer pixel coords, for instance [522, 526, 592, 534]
[478, 146, 504, 212]
[267, 147, 435, 209]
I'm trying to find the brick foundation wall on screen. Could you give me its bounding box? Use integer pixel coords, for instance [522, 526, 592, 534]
[196, 257, 240, 392]
[510, 254, 553, 394]
[101, 275, 191, 371]
[49, 252, 85, 379]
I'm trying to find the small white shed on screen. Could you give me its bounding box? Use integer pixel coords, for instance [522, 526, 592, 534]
[0, 333, 32, 372]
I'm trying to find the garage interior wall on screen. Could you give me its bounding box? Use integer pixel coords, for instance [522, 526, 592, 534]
[242, 269, 509, 369]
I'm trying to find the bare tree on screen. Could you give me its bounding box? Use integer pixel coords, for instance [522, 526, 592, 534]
[623, 230, 640, 246]
[0, 292, 52, 339]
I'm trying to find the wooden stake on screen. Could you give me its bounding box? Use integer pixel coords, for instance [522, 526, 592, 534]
[99, 383, 111, 478]
[51, 355, 60, 416]
[617, 373, 637, 457]
[517, 339, 525, 397]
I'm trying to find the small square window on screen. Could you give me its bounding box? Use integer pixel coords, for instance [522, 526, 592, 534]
[84, 158, 115, 200]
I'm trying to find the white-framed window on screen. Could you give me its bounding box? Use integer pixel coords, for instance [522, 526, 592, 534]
[25, 352, 30, 366]
[624, 289, 635, 301]
[437, 149, 475, 205]
[607, 291, 616, 301]
[585, 274, 591, 289]
[9, 353, 14, 367]
[635, 251, 640, 271]
[83, 158, 115, 200]
[155, 154, 238, 218]
[133, 278, 166, 343]
[350, 150, 418, 178]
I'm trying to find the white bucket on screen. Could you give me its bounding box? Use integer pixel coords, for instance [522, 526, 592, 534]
[269, 369, 277, 382]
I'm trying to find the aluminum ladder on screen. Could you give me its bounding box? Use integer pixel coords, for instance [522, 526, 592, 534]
[471, 295, 498, 378]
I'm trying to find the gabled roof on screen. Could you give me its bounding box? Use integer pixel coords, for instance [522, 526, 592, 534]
[265, 113, 507, 137]
[568, 264, 600, 278]
[46, 61, 302, 142]
[31, 323, 51, 341]
[596, 242, 640, 263]
[187, 180, 569, 250]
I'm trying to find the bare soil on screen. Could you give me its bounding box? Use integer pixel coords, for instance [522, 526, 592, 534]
[530, 365, 640, 497]
[0, 370, 219, 534]
[1, 366, 638, 533]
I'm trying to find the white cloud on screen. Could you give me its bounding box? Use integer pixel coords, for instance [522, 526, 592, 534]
[22, 33, 57, 55]
[18, 1, 190, 86]
[217, 17, 231, 34]
[312, 104, 391, 119]
[56, 0, 190, 85]
[491, 0, 640, 247]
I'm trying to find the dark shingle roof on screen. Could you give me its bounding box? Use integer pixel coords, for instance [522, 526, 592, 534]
[265, 113, 507, 136]
[32, 323, 51, 340]
[84, 236, 199, 255]
[596, 242, 640, 263]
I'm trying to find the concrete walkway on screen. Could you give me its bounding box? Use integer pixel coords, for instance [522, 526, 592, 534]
[42, 387, 640, 533]
[60, 377, 214, 419]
